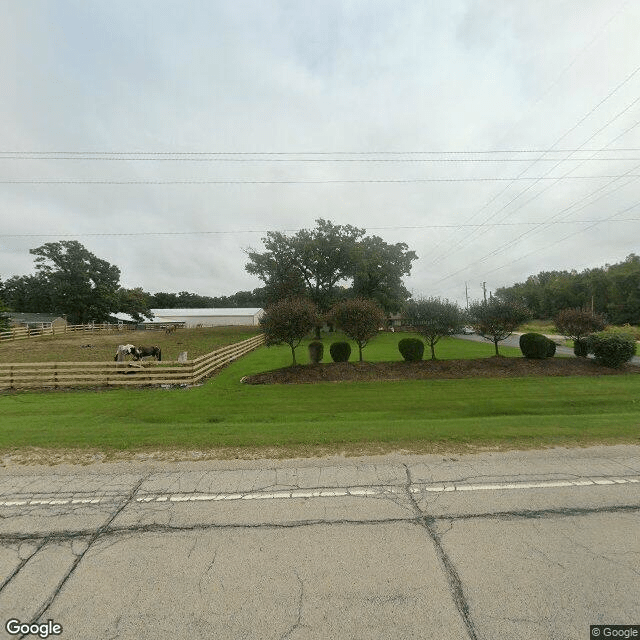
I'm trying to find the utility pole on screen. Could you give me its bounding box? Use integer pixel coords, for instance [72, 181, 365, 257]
[465, 282, 469, 310]
[481, 281, 487, 303]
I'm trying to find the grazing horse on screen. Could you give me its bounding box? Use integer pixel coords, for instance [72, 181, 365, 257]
[133, 345, 162, 361]
[114, 344, 136, 361]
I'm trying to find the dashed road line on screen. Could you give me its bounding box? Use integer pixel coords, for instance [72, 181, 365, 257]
[0, 475, 637, 508]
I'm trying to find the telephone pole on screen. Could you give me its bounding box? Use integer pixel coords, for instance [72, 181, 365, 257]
[465, 282, 469, 310]
[481, 281, 487, 303]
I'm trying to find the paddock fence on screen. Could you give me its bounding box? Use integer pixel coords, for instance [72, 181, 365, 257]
[0, 323, 138, 343]
[0, 334, 265, 391]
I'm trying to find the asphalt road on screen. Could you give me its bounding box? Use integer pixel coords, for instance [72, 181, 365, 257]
[455, 331, 640, 364]
[0, 445, 638, 639]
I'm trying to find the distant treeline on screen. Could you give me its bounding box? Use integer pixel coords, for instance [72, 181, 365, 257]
[496, 254, 640, 324]
[148, 288, 266, 309]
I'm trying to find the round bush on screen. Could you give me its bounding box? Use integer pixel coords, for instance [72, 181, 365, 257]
[519, 333, 550, 359]
[329, 341, 351, 362]
[574, 338, 590, 358]
[308, 341, 324, 363]
[546, 339, 556, 358]
[589, 332, 636, 368]
[398, 338, 424, 362]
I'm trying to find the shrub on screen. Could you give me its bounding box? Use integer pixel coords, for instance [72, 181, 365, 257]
[574, 338, 590, 358]
[519, 333, 551, 359]
[546, 340, 557, 358]
[398, 338, 424, 362]
[555, 308, 607, 357]
[329, 341, 351, 362]
[329, 298, 385, 362]
[588, 332, 636, 368]
[308, 341, 324, 363]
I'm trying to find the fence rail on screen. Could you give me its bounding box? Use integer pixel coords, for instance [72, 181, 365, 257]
[0, 334, 265, 390]
[0, 323, 137, 343]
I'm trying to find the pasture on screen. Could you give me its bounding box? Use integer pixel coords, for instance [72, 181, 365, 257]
[1, 332, 639, 458]
[0, 326, 260, 364]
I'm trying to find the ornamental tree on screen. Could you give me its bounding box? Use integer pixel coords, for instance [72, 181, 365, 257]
[260, 297, 319, 366]
[403, 297, 465, 359]
[555, 308, 607, 357]
[467, 298, 530, 356]
[329, 297, 385, 362]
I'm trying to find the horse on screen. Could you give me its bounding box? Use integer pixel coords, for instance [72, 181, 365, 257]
[114, 344, 136, 361]
[132, 345, 162, 361]
[165, 325, 178, 334]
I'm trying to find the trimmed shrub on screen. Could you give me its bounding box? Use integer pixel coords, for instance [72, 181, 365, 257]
[588, 332, 636, 368]
[329, 341, 351, 362]
[574, 338, 590, 358]
[398, 338, 424, 362]
[519, 333, 550, 359]
[308, 341, 324, 363]
[546, 340, 557, 358]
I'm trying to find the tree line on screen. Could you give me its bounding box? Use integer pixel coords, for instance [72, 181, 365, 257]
[495, 254, 640, 324]
[0, 219, 418, 325]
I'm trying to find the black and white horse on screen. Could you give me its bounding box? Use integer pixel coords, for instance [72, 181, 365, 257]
[132, 345, 162, 361]
[114, 344, 137, 361]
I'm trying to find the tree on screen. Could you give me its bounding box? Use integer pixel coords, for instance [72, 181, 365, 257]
[260, 297, 319, 366]
[555, 308, 607, 357]
[29, 241, 121, 323]
[117, 288, 154, 323]
[403, 297, 465, 360]
[467, 298, 530, 356]
[351, 236, 417, 312]
[245, 219, 417, 312]
[1, 274, 53, 313]
[329, 298, 385, 362]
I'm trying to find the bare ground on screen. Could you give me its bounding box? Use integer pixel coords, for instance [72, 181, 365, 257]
[243, 357, 640, 384]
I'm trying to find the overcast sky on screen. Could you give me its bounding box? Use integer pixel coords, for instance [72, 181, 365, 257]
[2, 0, 640, 306]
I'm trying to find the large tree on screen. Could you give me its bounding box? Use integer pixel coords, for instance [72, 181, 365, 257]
[351, 236, 417, 312]
[29, 241, 122, 323]
[245, 219, 417, 312]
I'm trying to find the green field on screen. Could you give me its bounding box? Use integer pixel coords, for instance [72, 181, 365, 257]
[1, 332, 639, 457]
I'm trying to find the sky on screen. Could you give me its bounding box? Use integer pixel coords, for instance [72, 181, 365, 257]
[1, 0, 640, 306]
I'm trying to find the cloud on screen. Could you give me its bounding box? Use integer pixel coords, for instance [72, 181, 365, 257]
[1, 0, 639, 305]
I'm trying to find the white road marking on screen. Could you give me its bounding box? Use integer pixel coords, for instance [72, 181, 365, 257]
[0, 475, 637, 508]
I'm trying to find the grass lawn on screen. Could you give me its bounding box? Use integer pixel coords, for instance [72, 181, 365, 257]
[1, 331, 639, 457]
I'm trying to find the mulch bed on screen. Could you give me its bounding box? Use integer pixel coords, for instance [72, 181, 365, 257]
[243, 358, 640, 385]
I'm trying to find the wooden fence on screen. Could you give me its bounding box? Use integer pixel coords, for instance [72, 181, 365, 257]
[0, 334, 265, 391]
[0, 323, 137, 343]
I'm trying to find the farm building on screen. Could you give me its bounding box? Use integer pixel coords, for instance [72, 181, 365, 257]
[114, 308, 264, 328]
[2, 312, 68, 331]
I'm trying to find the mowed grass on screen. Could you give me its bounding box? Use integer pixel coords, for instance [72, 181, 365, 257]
[1, 331, 639, 455]
[0, 326, 260, 363]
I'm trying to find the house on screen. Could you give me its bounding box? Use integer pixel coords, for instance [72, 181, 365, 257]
[114, 308, 264, 328]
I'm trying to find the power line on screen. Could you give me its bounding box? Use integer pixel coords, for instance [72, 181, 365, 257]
[1, 148, 640, 156]
[426, 65, 640, 267]
[2, 154, 640, 162]
[2, 217, 639, 238]
[2, 174, 640, 185]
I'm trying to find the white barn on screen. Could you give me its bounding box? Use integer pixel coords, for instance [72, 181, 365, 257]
[149, 308, 264, 327]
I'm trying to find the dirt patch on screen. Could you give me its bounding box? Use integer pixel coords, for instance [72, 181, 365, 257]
[243, 357, 640, 384]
